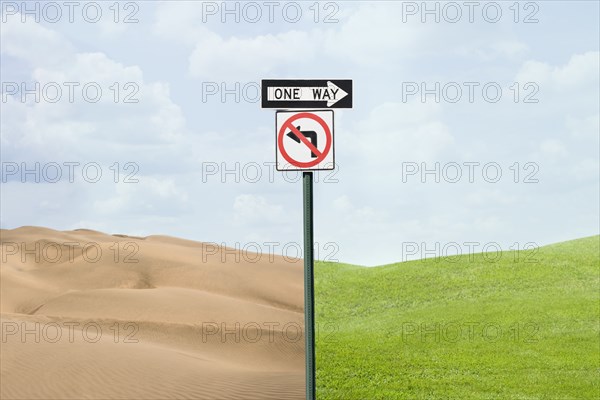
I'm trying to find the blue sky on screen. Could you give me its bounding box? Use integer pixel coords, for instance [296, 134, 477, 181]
[1, 1, 598, 265]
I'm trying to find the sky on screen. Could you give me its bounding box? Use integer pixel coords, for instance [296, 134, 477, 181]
[1, 1, 599, 266]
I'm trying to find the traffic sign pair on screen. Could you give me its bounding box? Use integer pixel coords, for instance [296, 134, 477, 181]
[262, 79, 353, 171]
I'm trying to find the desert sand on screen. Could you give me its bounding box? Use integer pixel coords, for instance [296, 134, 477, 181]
[0, 226, 305, 399]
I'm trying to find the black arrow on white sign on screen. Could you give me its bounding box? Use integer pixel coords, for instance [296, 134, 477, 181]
[287, 126, 318, 158]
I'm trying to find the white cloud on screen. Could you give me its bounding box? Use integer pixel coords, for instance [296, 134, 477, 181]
[332, 195, 386, 225]
[516, 51, 600, 89]
[320, 3, 427, 67]
[571, 158, 599, 183]
[1, 20, 188, 164]
[465, 189, 518, 207]
[539, 139, 569, 159]
[0, 16, 73, 66]
[189, 30, 315, 80]
[92, 178, 189, 215]
[153, 1, 208, 45]
[155, 2, 530, 80]
[233, 194, 284, 225]
[348, 101, 455, 167]
[567, 114, 600, 141]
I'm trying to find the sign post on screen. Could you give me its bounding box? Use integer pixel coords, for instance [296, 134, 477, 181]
[303, 171, 316, 400]
[263, 78, 351, 400]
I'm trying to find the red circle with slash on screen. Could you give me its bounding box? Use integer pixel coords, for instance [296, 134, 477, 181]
[278, 112, 332, 168]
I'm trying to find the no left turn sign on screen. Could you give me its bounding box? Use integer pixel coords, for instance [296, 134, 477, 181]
[276, 110, 334, 171]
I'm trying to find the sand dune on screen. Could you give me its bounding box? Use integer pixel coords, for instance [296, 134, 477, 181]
[0, 227, 305, 399]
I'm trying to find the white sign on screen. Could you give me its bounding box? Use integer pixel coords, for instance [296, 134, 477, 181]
[276, 110, 334, 171]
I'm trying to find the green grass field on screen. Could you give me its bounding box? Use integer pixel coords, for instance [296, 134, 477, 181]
[315, 236, 600, 400]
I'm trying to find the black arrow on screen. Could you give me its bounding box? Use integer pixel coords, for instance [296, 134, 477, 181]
[287, 126, 318, 158]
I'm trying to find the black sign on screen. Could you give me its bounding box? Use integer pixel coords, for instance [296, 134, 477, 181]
[262, 79, 353, 109]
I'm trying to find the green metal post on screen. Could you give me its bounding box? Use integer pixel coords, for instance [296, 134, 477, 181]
[303, 171, 316, 400]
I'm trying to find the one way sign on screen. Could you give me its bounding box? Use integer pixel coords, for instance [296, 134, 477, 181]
[262, 79, 353, 109]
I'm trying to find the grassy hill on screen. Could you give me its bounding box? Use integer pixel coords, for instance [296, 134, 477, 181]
[315, 236, 600, 399]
